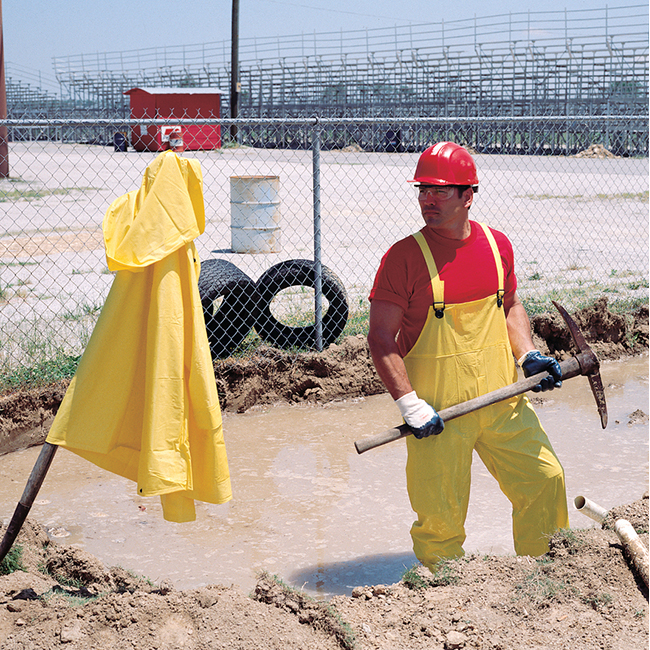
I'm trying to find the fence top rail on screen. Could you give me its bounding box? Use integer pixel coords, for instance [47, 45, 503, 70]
[2, 115, 648, 128]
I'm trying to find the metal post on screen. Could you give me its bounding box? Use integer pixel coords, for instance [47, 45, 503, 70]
[0, 0, 8, 178]
[312, 119, 323, 352]
[230, 0, 240, 142]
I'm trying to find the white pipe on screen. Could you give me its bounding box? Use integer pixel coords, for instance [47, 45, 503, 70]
[574, 496, 649, 588]
[614, 519, 649, 589]
[574, 495, 609, 524]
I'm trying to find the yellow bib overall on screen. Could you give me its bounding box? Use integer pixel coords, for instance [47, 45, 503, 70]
[404, 226, 568, 570]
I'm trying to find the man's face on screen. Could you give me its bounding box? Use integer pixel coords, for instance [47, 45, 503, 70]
[417, 185, 473, 233]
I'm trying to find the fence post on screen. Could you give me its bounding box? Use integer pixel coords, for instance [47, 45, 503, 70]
[312, 117, 323, 352]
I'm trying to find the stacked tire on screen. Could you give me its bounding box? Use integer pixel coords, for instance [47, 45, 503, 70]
[198, 259, 259, 359]
[254, 259, 349, 350]
[198, 258, 349, 359]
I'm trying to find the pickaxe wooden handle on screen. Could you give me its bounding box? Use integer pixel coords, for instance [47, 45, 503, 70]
[355, 302, 608, 455]
[0, 442, 58, 563]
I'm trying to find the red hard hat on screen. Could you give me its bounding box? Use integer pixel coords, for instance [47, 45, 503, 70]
[410, 142, 479, 186]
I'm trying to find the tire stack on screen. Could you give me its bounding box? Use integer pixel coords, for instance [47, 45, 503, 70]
[198, 258, 349, 359]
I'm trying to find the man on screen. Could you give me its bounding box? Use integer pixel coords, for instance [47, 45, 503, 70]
[367, 142, 569, 571]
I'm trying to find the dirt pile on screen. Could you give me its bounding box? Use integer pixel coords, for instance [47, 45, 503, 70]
[0, 496, 647, 650]
[573, 144, 620, 159]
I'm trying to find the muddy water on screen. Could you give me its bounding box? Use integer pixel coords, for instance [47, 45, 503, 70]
[0, 356, 647, 598]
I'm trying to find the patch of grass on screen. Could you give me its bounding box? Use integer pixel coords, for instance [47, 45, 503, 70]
[0, 353, 80, 392]
[41, 585, 101, 606]
[514, 566, 575, 607]
[429, 560, 460, 587]
[549, 528, 585, 554]
[581, 591, 613, 611]
[520, 287, 648, 317]
[0, 261, 38, 267]
[0, 187, 99, 203]
[528, 272, 542, 281]
[401, 564, 430, 590]
[0, 544, 25, 575]
[627, 279, 649, 290]
[597, 191, 649, 202]
[62, 302, 102, 322]
[520, 191, 648, 202]
[401, 560, 459, 590]
[340, 303, 370, 338]
[519, 193, 585, 200]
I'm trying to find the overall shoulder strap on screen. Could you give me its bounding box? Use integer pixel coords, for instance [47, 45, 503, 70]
[412, 231, 445, 318]
[477, 222, 505, 307]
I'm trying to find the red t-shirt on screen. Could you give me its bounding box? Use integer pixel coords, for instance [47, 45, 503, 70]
[369, 221, 517, 357]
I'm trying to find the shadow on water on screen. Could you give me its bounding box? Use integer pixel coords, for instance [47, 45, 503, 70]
[287, 552, 417, 597]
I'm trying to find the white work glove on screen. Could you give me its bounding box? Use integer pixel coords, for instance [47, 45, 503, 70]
[396, 391, 444, 439]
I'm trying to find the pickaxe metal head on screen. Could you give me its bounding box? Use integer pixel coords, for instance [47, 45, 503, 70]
[552, 301, 608, 429]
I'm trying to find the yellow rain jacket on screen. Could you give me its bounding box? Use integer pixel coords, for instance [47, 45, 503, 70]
[47, 151, 232, 523]
[404, 226, 568, 570]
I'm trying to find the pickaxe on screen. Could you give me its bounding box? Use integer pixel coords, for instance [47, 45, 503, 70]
[355, 301, 607, 455]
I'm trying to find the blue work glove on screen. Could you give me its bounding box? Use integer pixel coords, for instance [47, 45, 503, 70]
[520, 350, 563, 392]
[396, 391, 444, 439]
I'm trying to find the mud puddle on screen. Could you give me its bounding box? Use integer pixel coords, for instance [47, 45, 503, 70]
[0, 356, 647, 598]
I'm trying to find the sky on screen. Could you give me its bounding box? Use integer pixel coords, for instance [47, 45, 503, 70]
[5, 0, 634, 91]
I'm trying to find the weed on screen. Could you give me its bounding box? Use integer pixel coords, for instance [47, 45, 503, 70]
[596, 191, 649, 202]
[41, 585, 101, 606]
[341, 305, 370, 338]
[520, 191, 648, 202]
[0, 187, 99, 203]
[528, 272, 542, 281]
[549, 528, 584, 555]
[50, 574, 86, 590]
[627, 279, 649, 290]
[63, 302, 102, 321]
[0, 353, 80, 392]
[514, 567, 574, 606]
[430, 560, 459, 586]
[0, 545, 25, 575]
[582, 591, 613, 611]
[402, 564, 430, 590]
[0, 261, 38, 267]
[402, 560, 459, 590]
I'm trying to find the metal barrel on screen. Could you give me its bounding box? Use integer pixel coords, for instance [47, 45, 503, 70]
[230, 175, 281, 253]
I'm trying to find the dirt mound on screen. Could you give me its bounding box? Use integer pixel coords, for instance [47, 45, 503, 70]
[0, 298, 647, 455]
[0, 496, 647, 649]
[573, 144, 620, 159]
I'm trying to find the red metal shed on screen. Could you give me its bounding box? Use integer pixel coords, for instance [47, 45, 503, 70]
[124, 87, 224, 152]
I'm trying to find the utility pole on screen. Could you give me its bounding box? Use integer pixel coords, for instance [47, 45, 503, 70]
[0, 0, 9, 178]
[230, 0, 239, 141]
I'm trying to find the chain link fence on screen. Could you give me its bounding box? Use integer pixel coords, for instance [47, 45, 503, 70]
[0, 116, 647, 383]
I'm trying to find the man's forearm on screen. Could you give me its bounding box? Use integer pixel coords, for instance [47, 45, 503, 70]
[367, 338, 413, 400]
[505, 300, 536, 361]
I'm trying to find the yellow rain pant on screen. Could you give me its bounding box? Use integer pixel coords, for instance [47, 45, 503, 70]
[46, 151, 232, 523]
[404, 228, 568, 570]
